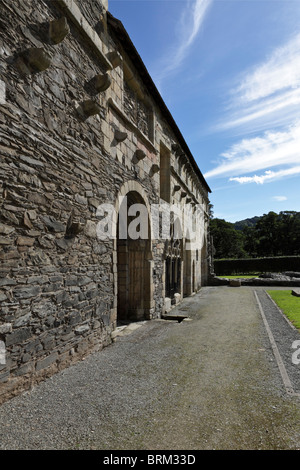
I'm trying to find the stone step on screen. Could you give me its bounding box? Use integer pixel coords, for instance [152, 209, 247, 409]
[291, 289, 300, 297]
[111, 322, 147, 340]
[161, 314, 188, 323]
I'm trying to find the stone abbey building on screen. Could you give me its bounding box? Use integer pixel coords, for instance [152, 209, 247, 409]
[0, 0, 211, 402]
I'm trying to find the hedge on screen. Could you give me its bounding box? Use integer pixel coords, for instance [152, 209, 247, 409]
[213, 256, 300, 276]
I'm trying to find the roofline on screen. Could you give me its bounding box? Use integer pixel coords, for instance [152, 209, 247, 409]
[107, 12, 212, 194]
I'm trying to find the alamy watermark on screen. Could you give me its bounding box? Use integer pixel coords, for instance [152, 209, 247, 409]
[0, 341, 6, 365]
[95, 198, 207, 250]
[0, 79, 6, 105]
[292, 340, 300, 365]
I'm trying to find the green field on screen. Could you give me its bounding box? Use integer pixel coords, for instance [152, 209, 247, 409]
[267, 290, 300, 331]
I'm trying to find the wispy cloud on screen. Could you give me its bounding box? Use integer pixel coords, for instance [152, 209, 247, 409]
[156, 0, 213, 83]
[205, 121, 300, 180]
[220, 88, 300, 133]
[235, 33, 300, 104]
[180, 0, 212, 54]
[229, 166, 300, 185]
[273, 196, 288, 202]
[206, 32, 300, 185]
[220, 32, 300, 132]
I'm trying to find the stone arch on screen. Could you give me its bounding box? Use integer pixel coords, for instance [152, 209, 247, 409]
[113, 181, 154, 323]
[183, 245, 192, 297]
[192, 259, 195, 293]
[201, 235, 208, 286]
[113, 180, 153, 241]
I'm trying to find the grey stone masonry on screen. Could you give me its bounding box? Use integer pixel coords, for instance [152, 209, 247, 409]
[0, 0, 211, 403]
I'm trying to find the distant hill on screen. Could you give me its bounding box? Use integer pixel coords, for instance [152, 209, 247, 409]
[234, 216, 261, 231]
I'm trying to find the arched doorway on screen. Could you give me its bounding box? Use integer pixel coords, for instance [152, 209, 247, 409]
[201, 237, 208, 286]
[164, 213, 182, 303]
[165, 239, 182, 301]
[116, 190, 152, 323]
[192, 259, 195, 293]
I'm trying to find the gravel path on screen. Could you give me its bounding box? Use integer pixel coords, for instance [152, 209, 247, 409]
[0, 286, 299, 450]
[255, 288, 300, 396]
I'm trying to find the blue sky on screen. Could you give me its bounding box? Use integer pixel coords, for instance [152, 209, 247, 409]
[108, 0, 300, 223]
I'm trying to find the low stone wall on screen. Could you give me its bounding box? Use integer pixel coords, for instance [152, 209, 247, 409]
[209, 272, 300, 287]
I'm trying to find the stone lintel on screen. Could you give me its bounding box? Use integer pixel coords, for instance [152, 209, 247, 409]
[108, 97, 157, 154]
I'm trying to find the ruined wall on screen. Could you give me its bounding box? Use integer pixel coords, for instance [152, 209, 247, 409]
[0, 0, 210, 403]
[0, 0, 119, 401]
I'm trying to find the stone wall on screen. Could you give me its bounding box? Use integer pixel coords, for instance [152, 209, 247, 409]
[0, 0, 210, 403]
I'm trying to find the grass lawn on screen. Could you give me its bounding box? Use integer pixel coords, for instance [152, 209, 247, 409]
[267, 290, 300, 331]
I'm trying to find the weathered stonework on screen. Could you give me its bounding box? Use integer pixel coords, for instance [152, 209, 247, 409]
[0, 0, 211, 403]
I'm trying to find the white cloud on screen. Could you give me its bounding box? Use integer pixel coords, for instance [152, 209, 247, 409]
[273, 196, 287, 201]
[156, 0, 213, 81]
[229, 166, 300, 185]
[206, 32, 300, 185]
[214, 32, 300, 134]
[204, 121, 300, 180]
[183, 0, 212, 50]
[229, 171, 274, 185]
[235, 33, 300, 104]
[220, 88, 300, 132]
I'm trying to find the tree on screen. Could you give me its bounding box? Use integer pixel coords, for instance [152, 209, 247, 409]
[242, 225, 259, 258]
[255, 211, 300, 256]
[255, 211, 280, 256]
[277, 211, 300, 255]
[210, 218, 246, 259]
[209, 211, 300, 259]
